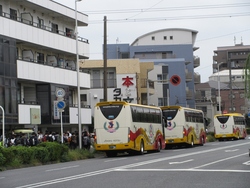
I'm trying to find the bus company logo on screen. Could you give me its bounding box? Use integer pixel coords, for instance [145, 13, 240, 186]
[220, 124, 227, 129]
[104, 121, 119, 133]
[149, 124, 154, 138]
[167, 121, 176, 130]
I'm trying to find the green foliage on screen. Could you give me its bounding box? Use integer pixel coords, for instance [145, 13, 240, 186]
[246, 127, 250, 135]
[0, 142, 97, 170]
[206, 132, 216, 142]
[206, 135, 216, 142]
[244, 53, 250, 99]
[37, 142, 68, 162]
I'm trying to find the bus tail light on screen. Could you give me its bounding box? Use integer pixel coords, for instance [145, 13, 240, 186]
[128, 128, 130, 142]
[183, 127, 187, 136]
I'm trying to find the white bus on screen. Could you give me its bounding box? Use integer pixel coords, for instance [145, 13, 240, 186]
[161, 106, 207, 148]
[94, 101, 165, 157]
[214, 113, 247, 141]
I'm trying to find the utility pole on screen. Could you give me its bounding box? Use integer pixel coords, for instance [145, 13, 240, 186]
[228, 54, 233, 112]
[103, 16, 107, 101]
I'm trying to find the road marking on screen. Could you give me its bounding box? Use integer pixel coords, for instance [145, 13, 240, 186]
[0, 177, 5, 179]
[16, 142, 250, 188]
[115, 168, 250, 173]
[45, 165, 79, 172]
[193, 153, 248, 169]
[243, 161, 250, 165]
[169, 159, 193, 164]
[105, 158, 127, 162]
[225, 149, 239, 152]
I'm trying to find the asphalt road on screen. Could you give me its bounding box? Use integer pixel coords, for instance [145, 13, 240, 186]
[1, 139, 250, 188]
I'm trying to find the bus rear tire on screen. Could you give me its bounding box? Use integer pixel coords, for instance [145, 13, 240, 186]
[157, 140, 161, 152]
[139, 140, 144, 155]
[200, 137, 204, 146]
[189, 136, 194, 148]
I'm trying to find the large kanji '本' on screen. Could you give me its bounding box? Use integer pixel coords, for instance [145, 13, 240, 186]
[122, 76, 134, 87]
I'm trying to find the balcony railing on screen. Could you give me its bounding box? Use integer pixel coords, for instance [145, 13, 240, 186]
[0, 11, 88, 43]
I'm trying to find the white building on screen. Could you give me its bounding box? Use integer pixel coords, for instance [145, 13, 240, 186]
[0, 0, 91, 134]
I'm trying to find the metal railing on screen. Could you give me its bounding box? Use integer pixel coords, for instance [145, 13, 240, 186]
[0, 11, 89, 43]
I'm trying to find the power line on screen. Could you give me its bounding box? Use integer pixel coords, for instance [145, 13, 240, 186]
[82, 3, 250, 14]
[89, 12, 250, 24]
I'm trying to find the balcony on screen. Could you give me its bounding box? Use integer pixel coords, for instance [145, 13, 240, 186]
[185, 70, 193, 82]
[186, 88, 193, 99]
[194, 56, 200, 68]
[194, 72, 201, 84]
[0, 11, 89, 58]
[140, 78, 155, 95]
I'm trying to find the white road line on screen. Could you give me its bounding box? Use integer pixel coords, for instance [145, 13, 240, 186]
[169, 159, 194, 164]
[45, 165, 79, 172]
[0, 177, 5, 179]
[105, 158, 127, 162]
[115, 168, 250, 173]
[225, 149, 239, 152]
[243, 161, 250, 165]
[193, 153, 248, 169]
[16, 142, 250, 188]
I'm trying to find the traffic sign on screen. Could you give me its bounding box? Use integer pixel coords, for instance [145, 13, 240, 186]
[55, 88, 65, 98]
[57, 101, 66, 109]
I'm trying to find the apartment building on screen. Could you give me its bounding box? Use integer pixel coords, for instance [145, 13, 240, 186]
[106, 28, 201, 108]
[211, 43, 250, 115]
[0, 0, 91, 133]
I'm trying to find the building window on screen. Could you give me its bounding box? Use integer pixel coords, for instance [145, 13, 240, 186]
[10, 8, 17, 20]
[158, 98, 168, 106]
[37, 52, 44, 64]
[66, 28, 73, 37]
[121, 52, 129, 59]
[163, 36, 167, 40]
[240, 93, 244, 98]
[240, 106, 245, 111]
[51, 23, 58, 33]
[170, 36, 173, 40]
[151, 36, 155, 40]
[0, 5, 2, 16]
[157, 74, 168, 82]
[38, 17, 44, 29]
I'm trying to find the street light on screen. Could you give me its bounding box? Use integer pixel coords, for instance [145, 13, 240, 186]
[217, 62, 223, 114]
[75, 0, 82, 149]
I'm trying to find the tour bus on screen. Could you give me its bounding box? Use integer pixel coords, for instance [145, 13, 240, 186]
[214, 113, 247, 141]
[94, 101, 165, 157]
[160, 106, 207, 148]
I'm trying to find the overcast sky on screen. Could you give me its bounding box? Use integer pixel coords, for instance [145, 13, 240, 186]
[54, 0, 250, 82]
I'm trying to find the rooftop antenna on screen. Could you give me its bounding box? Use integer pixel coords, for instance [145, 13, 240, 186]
[234, 36, 236, 45]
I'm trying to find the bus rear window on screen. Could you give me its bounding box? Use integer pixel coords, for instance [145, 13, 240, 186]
[162, 109, 178, 120]
[100, 105, 123, 120]
[216, 116, 229, 124]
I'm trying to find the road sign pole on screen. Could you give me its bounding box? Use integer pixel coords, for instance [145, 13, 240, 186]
[60, 110, 63, 143]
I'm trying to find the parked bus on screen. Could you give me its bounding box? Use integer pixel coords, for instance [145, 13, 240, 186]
[161, 106, 207, 148]
[214, 113, 247, 141]
[94, 101, 165, 157]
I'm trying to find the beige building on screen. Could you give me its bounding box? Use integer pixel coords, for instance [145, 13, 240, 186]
[79, 59, 154, 115]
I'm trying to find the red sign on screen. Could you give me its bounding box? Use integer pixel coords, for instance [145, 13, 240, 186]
[170, 75, 181, 86]
[122, 76, 134, 87]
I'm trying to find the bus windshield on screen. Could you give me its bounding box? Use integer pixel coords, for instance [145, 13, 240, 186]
[162, 109, 178, 120]
[216, 116, 229, 124]
[100, 105, 123, 120]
